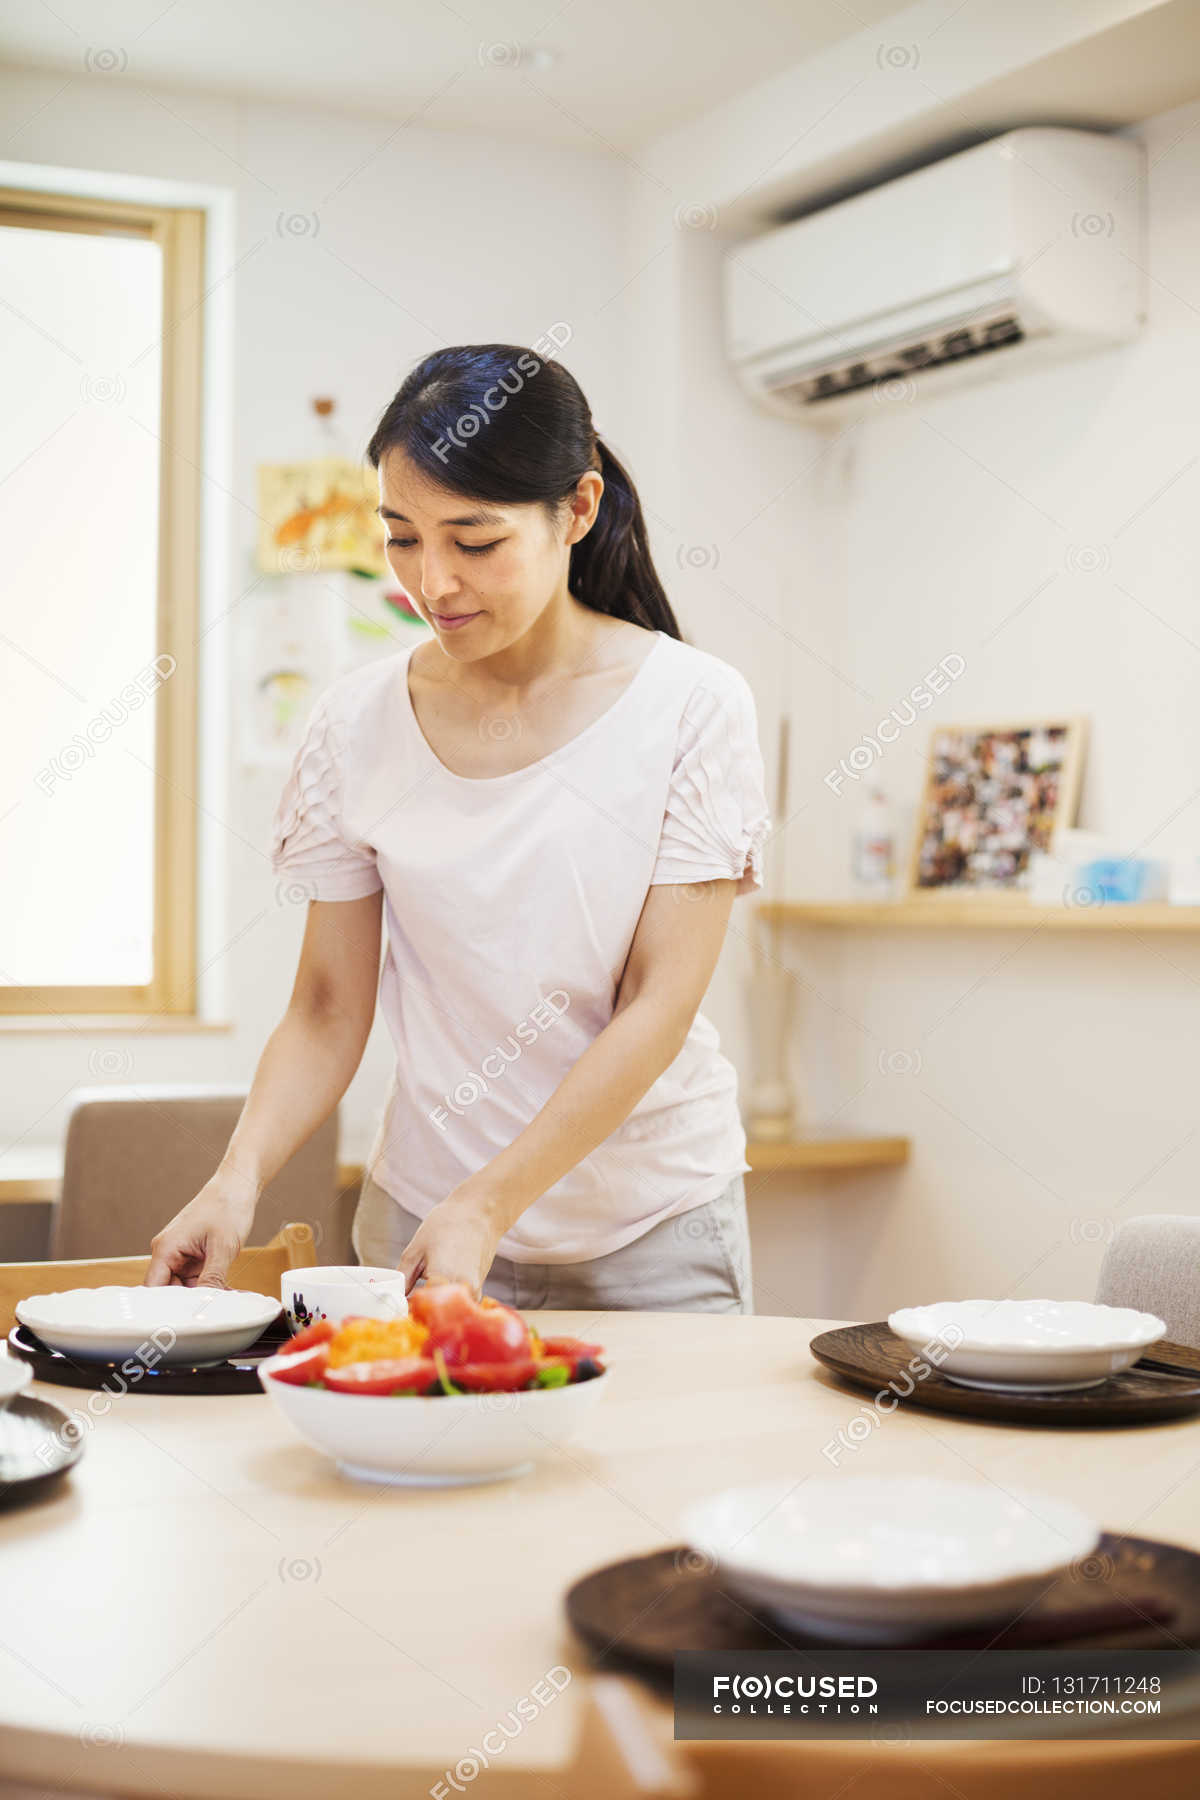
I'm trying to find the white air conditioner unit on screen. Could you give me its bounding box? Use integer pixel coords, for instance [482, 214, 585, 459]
[725, 128, 1145, 422]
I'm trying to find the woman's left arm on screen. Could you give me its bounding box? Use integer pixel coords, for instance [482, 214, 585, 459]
[397, 877, 738, 1294]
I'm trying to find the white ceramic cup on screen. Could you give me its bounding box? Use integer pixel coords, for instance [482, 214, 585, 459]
[281, 1265, 409, 1333]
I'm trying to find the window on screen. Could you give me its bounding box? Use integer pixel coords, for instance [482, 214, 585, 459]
[0, 188, 203, 1015]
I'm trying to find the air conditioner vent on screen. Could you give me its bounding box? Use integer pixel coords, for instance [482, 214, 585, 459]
[800, 315, 1025, 407]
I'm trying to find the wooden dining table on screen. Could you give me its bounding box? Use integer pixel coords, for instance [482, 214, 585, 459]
[2, 1308, 1199, 1799]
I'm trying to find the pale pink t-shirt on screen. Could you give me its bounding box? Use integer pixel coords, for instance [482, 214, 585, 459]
[268, 629, 771, 1264]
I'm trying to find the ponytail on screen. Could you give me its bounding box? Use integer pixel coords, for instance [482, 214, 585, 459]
[365, 345, 682, 641]
[568, 437, 681, 638]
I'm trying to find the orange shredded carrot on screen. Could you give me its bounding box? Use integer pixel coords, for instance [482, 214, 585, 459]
[326, 1316, 430, 1368]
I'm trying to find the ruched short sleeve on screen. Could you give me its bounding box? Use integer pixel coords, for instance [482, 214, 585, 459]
[650, 668, 771, 896]
[269, 694, 383, 903]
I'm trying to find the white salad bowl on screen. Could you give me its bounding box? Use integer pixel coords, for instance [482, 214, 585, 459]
[16, 1286, 282, 1366]
[888, 1297, 1166, 1392]
[681, 1475, 1099, 1643]
[258, 1352, 609, 1486]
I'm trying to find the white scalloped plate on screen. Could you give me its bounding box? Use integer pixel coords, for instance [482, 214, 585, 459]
[682, 1475, 1100, 1642]
[888, 1297, 1166, 1391]
[16, 1286, 281, 1365]
[0, 1357, 33, 1409]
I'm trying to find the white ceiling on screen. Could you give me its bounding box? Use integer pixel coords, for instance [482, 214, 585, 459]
[0, 0, 915, 150]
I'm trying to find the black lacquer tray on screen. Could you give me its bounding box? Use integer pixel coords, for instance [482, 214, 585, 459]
[7, 1316, 293, 1395]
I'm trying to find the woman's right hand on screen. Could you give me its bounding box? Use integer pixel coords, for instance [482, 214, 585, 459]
[144, 1170, 259, 1288]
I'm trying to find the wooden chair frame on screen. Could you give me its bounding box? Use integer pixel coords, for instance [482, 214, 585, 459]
[0, 1222, 317, 1336]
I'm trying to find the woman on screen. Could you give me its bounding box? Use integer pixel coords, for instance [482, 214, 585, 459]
[147, 344, 770, 1311]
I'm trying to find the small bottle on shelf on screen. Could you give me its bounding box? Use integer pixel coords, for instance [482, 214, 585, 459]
[851, 787, 896, 897]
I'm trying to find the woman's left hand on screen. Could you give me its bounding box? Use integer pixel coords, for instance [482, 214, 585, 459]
[396, 1183, 507, 1298]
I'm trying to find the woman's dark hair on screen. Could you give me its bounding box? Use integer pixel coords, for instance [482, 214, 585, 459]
[365, 344, 682, 639]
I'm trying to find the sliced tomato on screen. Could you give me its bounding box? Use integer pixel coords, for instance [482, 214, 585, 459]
[268, 1345, 330, 1386]
[409, 1282, 532, 1366]
[450, 1358, 539, 1392]
[460, 1304, 531, 1365]
[321, 1357, 437, 1396]
[535, 1336, 605, 1377]
[285, 1318, 335, 1355]
[406, 1284, 476, 1342]
[538, 1335, 602, 1360]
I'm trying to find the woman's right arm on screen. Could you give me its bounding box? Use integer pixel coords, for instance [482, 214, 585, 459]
[145, 890, 384, 1286]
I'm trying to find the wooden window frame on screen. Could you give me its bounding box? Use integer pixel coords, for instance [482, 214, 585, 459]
[0, 187, 202, 1016]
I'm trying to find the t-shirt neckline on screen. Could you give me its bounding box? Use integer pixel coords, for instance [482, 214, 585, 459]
[401, 628, 666, 786]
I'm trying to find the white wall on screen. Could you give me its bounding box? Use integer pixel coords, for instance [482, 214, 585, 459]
[0, 71, 633, 1219]
[635, 91, 1200, 1320]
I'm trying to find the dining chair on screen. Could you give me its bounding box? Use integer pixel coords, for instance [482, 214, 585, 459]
[49, 1085, 355, 1263]
[0, 1220, 317, 1337]
[1095, 1213, 1200, 1348]
[564, 1673, 1200, 1799]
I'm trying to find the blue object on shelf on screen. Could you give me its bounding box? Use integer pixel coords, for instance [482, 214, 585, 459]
[1076, 858, 1163, 904]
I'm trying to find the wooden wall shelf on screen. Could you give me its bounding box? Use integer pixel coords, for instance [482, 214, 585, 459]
[747, 1137, 910, 1171]
[760, 900, 1200, 933]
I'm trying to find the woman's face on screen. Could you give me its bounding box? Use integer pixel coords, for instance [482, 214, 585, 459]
[377, 449, 602, 661]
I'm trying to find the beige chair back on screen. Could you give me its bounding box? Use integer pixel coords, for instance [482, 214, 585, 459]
[1096, 1213, 1200, 1349]
[1, 1221, 317, 1338]
[51, 1087, 355, 1263]
[565, 1673, 1200, 1799]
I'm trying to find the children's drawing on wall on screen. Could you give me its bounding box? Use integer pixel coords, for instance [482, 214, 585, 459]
[241, 401, 429, 767]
